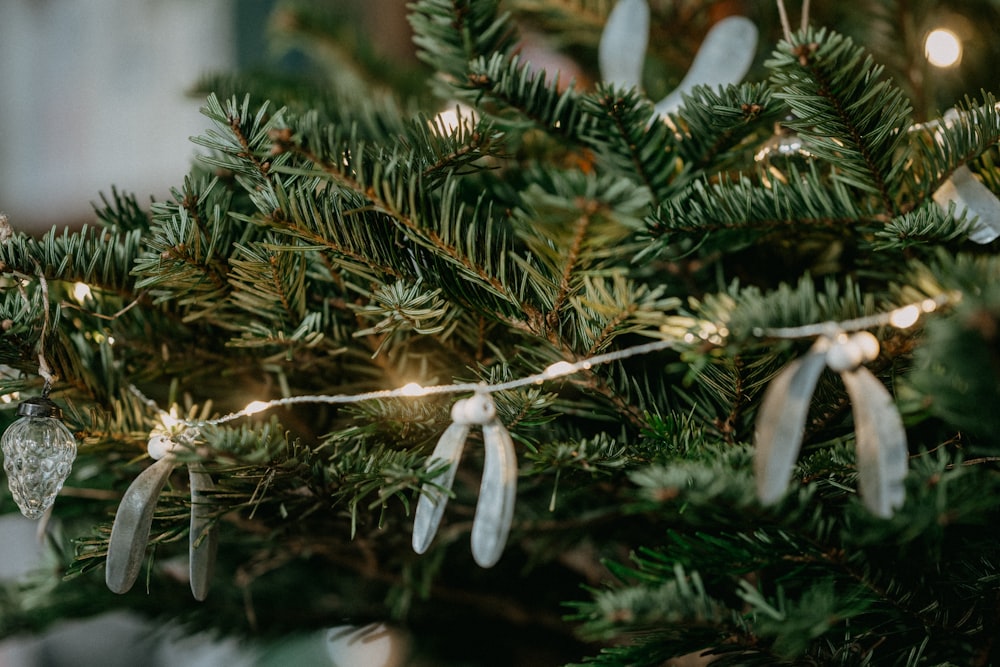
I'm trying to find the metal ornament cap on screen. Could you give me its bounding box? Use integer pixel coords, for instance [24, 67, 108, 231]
[16, 396, 63, 419]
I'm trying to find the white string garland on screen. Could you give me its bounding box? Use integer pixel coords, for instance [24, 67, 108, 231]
[185, 337, 683, 428]
[752, 292, 954, 339]
[151, 293, 957, 430]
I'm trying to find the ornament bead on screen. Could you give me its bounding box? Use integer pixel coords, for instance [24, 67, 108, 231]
[826, 335, 865, 372]
[451, 393, 497, 425]
[147, 433, 180, 460]
[851, 331, 881, 362]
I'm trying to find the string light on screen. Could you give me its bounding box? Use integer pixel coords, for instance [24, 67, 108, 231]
[924, 28, 962, 68]
[158, 293, 956, 430]
[753, 292, 955, 339]
[888, 305, 921, 329]
[243, 401, 270, 415]
[542, 361, 576, 379]
[400, 382, 429, 397]
[72, 282, 93, 302]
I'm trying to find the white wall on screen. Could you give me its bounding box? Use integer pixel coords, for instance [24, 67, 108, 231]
[0, 1, 235, 232]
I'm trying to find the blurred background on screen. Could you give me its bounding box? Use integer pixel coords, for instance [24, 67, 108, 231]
[0, 0, 412, 234]
[0, 1, 236, 232]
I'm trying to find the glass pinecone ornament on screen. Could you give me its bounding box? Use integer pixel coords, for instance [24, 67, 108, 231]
[2, 396, 77, 519]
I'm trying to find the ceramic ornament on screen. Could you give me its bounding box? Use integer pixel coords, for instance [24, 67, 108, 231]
[653, 16, 758, 117]
[188, 462, 219, 601]
[754, 331, 908, 517]
[598, 0, 650, 89]
[598, 3, 758, 118]
[105, 455, 177, 594]
[412, 392, 517, 568]
[106, 428, 219, 598]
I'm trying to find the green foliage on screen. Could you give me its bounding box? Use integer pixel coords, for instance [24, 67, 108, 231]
[768, 27, 914, 212]
[2, 2, 1000, 666]
[466, 52, 598, 139]
[580, 85, 681, 203]
[908, 253, 1000, 440]
[409, 0, 518, 97]
[668, 82, 784, 173]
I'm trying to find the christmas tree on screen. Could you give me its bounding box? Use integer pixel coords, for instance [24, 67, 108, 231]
[2, 1, 1000, 664]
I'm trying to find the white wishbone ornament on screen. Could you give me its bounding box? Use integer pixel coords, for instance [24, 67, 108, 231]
[412, 392, 517, 568]
[105, 423, 219, 600]
[599, 0, 758, 117]
[754, 330, 909, 518]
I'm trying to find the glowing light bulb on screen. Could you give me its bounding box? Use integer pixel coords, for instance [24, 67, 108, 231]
[543, 361, 576, 379]
[924, 28, 962, 68]
[72, 282, 93, 302]
[400, 382, 427, 397]
[889, 305, 921, 329]
[433, 103, 476, 134]
[244, 400, 270, 415]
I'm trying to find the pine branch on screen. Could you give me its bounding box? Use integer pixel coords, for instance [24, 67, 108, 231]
[0, 225, 143, 295]
[907, 94, 1000, 202]
[667, 82, 785, 174]
[767, 27, 913, 214]
[704, 275, 878, 341]
[567, 563, 752, 667]
[465, 53, 598, 140]
[643, 164, 872, 251]
[265, 107, 545, 327]
[872, 200, 973, 251]
[92, 188, 153, 232]
[510, 169, 666, 341]
[409, 0, 518, 96]
[581, 86, 681, 206]
[131, 176, 240, 323]
[195, 72, 419, 146]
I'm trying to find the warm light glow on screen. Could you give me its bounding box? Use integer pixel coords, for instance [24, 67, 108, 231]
[889, 305, 921, 329]
[434, 109, 462, 134]
[924, 28, 962, 68]
[72, 282, 93, 302]
[159, 409, 180, 429]
[400, 382, 427, 397]
[543, 361, 577, 379]
[433, 103, 476, 134]
[244, 400, 270, 415]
